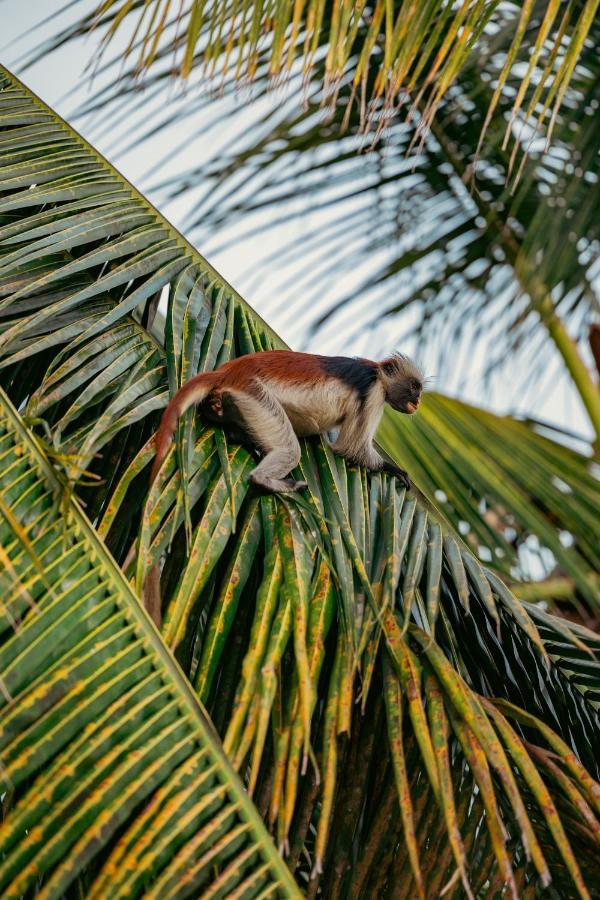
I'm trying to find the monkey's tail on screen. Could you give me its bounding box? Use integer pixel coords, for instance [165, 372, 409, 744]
[144, 373, 216, 627]
[150, 372, 215, 486]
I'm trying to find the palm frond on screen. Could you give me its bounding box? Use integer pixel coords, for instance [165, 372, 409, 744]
[28, 0, 600, 163]
[524, 602, 600, 703]
[377, 393, 600, 609]
[1, 64, 599, 896]
[0, 385, 299, 898]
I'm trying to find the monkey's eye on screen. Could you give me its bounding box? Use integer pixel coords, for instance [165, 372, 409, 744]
[411, 380, 421, 392]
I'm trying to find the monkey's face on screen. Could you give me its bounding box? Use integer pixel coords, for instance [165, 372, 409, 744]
[388, 376, 423, 415]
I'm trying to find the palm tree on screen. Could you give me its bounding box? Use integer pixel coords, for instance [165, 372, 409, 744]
[0, 63, 599, 897]
[32, 0, 600, 618]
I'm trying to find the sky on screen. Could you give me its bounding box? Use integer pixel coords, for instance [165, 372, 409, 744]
[0, 0, 595, 443]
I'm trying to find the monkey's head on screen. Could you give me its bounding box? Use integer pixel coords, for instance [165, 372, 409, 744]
[378, 354, 424, 415]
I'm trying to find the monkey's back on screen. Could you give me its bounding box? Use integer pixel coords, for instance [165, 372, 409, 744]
[214, 350, 379, 436]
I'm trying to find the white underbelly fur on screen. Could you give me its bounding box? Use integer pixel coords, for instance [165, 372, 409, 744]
[268, 381, 353, 436]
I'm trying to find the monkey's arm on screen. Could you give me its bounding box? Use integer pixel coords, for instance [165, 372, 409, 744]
[330, 421, 411, 488]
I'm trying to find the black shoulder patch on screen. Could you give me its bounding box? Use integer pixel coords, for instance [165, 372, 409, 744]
[322, 356, 378, 405]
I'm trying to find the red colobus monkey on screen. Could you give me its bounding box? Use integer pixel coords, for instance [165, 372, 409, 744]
[150, 350, 423, 492]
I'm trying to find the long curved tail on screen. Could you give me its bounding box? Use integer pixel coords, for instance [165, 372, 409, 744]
[149, 372, 215, 485]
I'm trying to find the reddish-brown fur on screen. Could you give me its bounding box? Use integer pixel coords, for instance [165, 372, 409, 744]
[217, 351, 376, 385]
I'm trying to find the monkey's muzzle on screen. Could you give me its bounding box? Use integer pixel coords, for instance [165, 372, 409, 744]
[406, 399, 420, 414]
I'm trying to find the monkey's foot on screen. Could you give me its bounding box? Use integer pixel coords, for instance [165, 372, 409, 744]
[382, 463, 411, 489]
[279, 478, 308, 493]
[397, 469, 411, 490]
[250, 473, 308, 493]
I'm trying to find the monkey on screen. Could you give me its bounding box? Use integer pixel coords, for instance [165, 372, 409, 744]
[149, 350, 423, 494]
[141, 350, 422, 626]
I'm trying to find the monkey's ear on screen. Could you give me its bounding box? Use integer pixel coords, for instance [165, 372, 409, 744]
[380, 358, 400, 377]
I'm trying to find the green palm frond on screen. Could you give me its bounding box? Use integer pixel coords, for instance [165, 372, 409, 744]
[1, 65, 599, 896]
[524, 602, 600, 703]
[30, 0, 600, 163]
[0, 386, 299, 898]
[377, 394, 600, 609]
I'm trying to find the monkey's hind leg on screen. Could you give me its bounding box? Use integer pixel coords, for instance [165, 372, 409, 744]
[221, 384, 307, 493]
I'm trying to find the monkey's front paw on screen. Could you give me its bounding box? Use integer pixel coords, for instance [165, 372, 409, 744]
[398, 469, 411, 490]
[383, 463, 411, 489]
